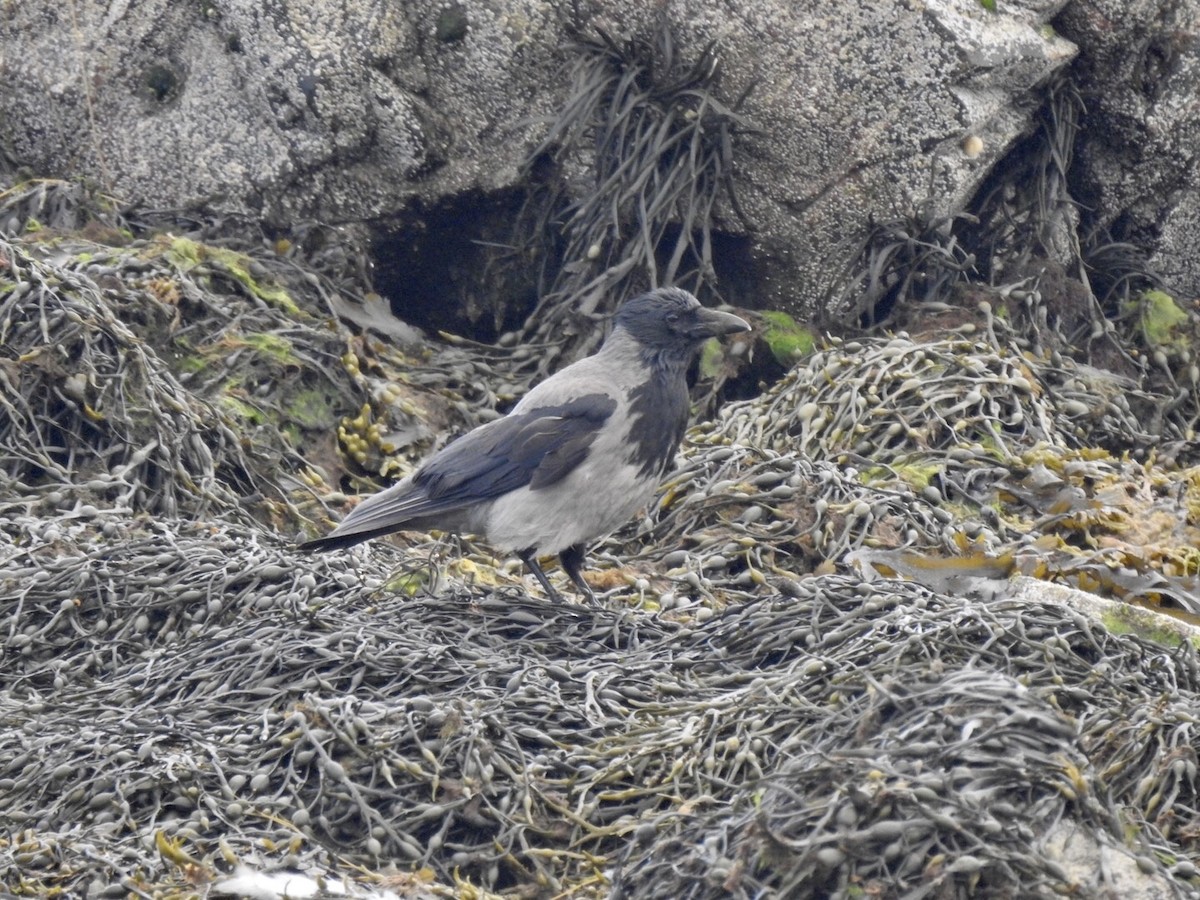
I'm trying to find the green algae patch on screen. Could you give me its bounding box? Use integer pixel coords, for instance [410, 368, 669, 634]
[166, 234, 203, 267]
[889, 460, 942, 492]
[1101, 604, 1194, 651]
[1129, 289, 1189, 350]
[760, 311, 816, 366]
[698, 337, 725, 380]
[217, 389, 268, 426]
[176, 352, 209, 375]
[165, 235, 301, 315]
[240, 332, 297, 365]
[286, 387, 340, 432]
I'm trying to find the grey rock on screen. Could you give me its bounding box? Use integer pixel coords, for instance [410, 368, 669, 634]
[1055, 0, 1200, 298]
[0, 0, 561, 219]
[0, 1, 1078, 318]
[665, 0, 1077, 314]
[1040, 820, 1179, 900]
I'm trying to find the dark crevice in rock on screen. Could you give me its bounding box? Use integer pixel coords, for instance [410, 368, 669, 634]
[369, 188, 542, 344]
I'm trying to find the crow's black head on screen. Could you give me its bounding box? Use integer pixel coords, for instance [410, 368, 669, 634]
[614, 287, 749, 356]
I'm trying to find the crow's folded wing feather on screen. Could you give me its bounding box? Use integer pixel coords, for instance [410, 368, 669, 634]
[300, 393, 617, 549]
[415, 392, 617, 503]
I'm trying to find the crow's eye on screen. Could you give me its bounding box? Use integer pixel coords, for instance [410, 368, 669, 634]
[665, 312, 680, 325]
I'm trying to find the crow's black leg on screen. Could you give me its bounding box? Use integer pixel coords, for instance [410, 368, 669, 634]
[518, 548, 562, 602]
[559, 543, 596, 603]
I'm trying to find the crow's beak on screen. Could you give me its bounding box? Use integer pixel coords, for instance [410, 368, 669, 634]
[690, 307, 751, 339]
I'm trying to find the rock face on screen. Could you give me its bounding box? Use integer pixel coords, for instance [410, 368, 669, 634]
[1055, 0, 1200, 298]
[673, 0, 1077, 313]
[1, 0, 1079, 319]
[0, 2, 563, 219]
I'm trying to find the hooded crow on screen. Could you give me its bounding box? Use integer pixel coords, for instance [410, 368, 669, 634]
[301, 287, 750, 601]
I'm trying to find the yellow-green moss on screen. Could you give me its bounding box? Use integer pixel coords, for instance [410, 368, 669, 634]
[177, 353, 209, 375]
[165, 236, 301, 315]
[1101, 605, 1195, 650]
[1130, 289, 1189, 349]
[698, 337, 725, 380]
[217, 391, 267, 426]
[893, 461, 942, 492]
[286, 387, 338, 431]
[166, 235, 203, 267]
[386, 568, 433, 597]
[760, 311, 816, 366]
[242, 332, 296, 365]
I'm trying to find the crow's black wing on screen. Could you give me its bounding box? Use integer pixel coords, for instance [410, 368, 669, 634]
[415, 392, 617, 504]
[299, 393, 617, 551]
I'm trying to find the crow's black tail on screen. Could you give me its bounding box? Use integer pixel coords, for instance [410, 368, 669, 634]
[297, 525, 400, 553]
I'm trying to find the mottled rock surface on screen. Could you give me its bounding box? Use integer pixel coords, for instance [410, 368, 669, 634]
[0, 0, 1079, 316]
[0, 1, 561, 217]
[1056, 0, 1200, 296]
